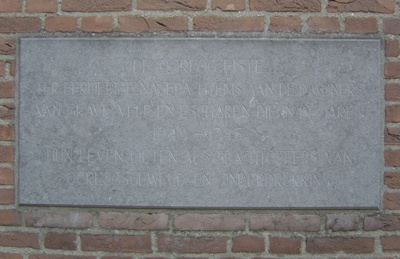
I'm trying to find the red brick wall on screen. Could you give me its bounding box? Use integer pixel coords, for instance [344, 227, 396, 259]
[0, 0, 399, 258]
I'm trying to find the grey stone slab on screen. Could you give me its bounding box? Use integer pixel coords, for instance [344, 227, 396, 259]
[18, 38, 383, 208]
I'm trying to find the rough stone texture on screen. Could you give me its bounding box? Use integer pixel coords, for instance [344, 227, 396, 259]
[45, 16, 77, 32]
[157, 235, 227, 253]
[26, 0, 57, 13]
[385, 172, 400, 188]
[0, 0, 22, 12]
[326, 214, 358, 231]
[232, 236, 265, 252]
[307, 17, 339, 33]
[81, 234, 151, 252]
[137, 0, 207, 10]
[364, 214, 400, 231]
[118, 16, 188, 32]
[194, 16, 264, 31]
[269, 237, 301, 254]
[62, 0, 131, 12]
[306, 237, 375, 253]
[44, 232, 77, 250]
[212, 0, 246, 11]
[269, 16, 301, 32]
[345, 17, 378, 34]
[25, 210, 93, 228]
[250, 214, 320, 231]
[98, 212, 168, 230]
[327, 0, 395, 13]
[19, 38, 382, 208]
[250, 0, 321, 12]
[174, 214, 245, 230]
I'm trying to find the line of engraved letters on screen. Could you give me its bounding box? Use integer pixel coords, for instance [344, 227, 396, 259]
[45, 148, 354, 166]
[65, 171, 323, 188]
[35, 103, 365, 120]
[32, 81, 363, 97]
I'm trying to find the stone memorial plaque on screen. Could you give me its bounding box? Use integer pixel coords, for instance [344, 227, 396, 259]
[19, 38, 382, 208]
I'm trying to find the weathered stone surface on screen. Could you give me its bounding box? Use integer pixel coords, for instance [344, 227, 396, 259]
[19, 38, 382, 208]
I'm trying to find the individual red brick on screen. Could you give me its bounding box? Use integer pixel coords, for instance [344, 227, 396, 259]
[386, 106, 400, 122]
[0, 102, 14, 120]
[385, 150, 400, 167]
[306, 237, 374, 253]
[0, 253, 22, 259]
[0, 38, 15, 54]
[384, 19, 400, 35]
[26, 0, 57, 13]
[0, 189, 14, 204]
[385, 128, 400, 145]
[81, 234, 151, 253]
[157, 235, 227, 253]
[232, 236, 265, 252]
[385, 172, 400, 189]
[0, 61, 5, 77]
[0, 17, 41, 33]
[0, 0, 21, 12]
[0, 125, 14, 141]
[307, 16, 339, 33]
[385, 62, 400, 79]
[326, 214, 358, 231]
[212, 0, 246, 11]
[194, 16, 264, 32]
[0, 81, 14, 98]
[137, 0, 207, 10]
[0, 146, 14, 163]
[327, 0, 395, 13]
[9, 60, 15, 76]
[386, 84, 400, 101]
[44, 232, 77, 250]
[174, 214, 245, 231]
[98, 212, 168, 230]
[384, 193, 400, 210]
[29, 255, 95, 259]
[0, 167, 13, 185]
[269, 16, 301, 32]
[118, 16, 188, 32]
[26, 210, 93, 228]
[45, 16, 77, 32]
[381, 236, 400, 252]
[82, 16, 113, 33]
[250, 0, 320, 11]
[269, 237, 301, 254]
[250, 214, 320, 231]
[364, 214, 400, 231]
[62, 0, 131, 12]
[386, 39, 400, 57]
[0, 210, 21, 226]
[345, 17, 377, 33]
[0, 232, 39, 249]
